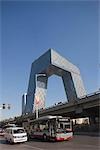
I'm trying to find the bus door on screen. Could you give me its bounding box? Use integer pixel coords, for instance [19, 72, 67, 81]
[49, 121, 55, 137]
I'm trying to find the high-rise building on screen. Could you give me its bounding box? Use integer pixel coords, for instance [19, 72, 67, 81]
[23, 49, 86, 114]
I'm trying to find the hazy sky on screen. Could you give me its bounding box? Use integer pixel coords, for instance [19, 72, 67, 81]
[0, 0, 99, 121]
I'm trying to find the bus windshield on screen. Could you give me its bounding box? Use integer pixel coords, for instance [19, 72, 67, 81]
[56, 118, 71, 133]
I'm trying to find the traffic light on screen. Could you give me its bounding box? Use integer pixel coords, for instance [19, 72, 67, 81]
[2, 104, 6, 109]
[8, 104, 11, 109]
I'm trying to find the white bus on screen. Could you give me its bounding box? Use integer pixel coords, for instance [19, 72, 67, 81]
[23, 115, 73, 141]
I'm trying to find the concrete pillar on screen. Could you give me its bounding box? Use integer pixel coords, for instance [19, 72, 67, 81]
[89, 116, 96, 125]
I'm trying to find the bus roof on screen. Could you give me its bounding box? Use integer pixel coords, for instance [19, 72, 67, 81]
[31, 115, 70, 122]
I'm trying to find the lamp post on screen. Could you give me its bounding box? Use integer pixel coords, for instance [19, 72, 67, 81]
[35, 73, 46, 119]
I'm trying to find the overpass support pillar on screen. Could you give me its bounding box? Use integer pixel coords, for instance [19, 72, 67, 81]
[89, 116, 96, 125]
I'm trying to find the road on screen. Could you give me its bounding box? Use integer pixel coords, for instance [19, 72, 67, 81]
[0, 135, 100, 150]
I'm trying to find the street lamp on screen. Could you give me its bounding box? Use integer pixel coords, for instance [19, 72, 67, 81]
[35, 73, 46, 119]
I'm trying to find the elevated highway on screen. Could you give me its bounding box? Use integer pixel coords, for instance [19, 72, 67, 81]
[39, 91, 100, 118]
[0, 91, 100, 126]
[14, 91, 100, 125]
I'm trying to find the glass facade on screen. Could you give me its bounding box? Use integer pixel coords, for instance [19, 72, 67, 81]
[22, 49, 86, 114]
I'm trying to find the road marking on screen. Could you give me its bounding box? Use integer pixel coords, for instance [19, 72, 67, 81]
[23, 144, 45, 150]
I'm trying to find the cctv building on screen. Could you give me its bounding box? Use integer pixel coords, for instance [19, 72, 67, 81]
[22, 49, 86, 114]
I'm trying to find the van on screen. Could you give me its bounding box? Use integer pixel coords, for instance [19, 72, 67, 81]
[4, 127, 27, 144]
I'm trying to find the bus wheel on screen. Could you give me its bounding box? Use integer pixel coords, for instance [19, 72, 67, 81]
[43, 134, 47, 141]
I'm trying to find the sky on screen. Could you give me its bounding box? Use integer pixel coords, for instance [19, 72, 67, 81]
[0, 0, 99, 121]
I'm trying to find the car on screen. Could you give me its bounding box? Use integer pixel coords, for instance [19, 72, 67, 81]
[4, 127, 27, 144]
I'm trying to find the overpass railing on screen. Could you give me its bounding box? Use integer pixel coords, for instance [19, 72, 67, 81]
[43, 90, 100, 111]
[79, 90, 100, 99]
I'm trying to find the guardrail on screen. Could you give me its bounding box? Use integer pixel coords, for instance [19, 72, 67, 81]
[79, 90, 100, 99]
[44, 90, 100, 111]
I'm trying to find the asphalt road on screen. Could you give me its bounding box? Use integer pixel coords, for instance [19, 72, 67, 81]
[0, 135, 100, 150]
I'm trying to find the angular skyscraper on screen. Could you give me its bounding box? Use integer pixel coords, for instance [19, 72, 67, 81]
[22, 93, 27, 115]
[23, 49, 86, 114]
